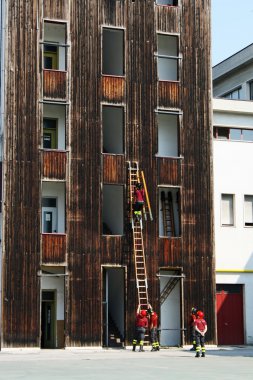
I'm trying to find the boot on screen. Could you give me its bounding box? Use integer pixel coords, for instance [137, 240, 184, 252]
[151, 346, 156, 352]
[195, 352, 200, 358]
[201, 352, 205, 357]
[190, 344, 196, 351]
[132, 345, 136, 352]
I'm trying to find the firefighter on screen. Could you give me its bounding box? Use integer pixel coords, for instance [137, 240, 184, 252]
[133, 182, 145, 221]
[189, 307, 198, 350]
[194, 310, 207, 358]
[147, 304, 160, 351]
[132, 305, 148, 352]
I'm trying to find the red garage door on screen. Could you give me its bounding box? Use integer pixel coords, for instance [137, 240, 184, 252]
[216, 284, 244, 345]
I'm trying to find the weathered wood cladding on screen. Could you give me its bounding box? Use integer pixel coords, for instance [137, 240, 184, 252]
[158, 81, 180, 108]
[101, 76, 126, 103]
[42, 233, 66, 264]
[180, 0, 215, 343]
[155, 3, 180, 33]
[159, 238, 182, 265]
[42, 150, 67, 179]
[43, 70, 67, 99]
[158, 157, 181, 185]
[43, 0, 69, 20]
[2, 0, 215, 348]
[3, 0, 40, 346]
[103, 154, 125, 183]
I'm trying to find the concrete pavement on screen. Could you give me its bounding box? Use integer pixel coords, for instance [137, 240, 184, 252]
[0, 346, 252, 380]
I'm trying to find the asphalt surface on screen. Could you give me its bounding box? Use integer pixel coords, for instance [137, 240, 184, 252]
[0, 346, 252, 380]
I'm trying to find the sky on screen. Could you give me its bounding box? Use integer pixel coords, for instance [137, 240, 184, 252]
[212, 0, 253, 66]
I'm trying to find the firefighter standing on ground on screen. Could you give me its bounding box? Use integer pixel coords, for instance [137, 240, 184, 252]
[147, 304, 160, 351]
[189, 307, 198, 350]
[132, 305, 148, 352]
[194, 310, 207, 358]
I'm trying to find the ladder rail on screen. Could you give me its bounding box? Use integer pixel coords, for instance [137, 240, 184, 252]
[128, 161, 149, 309]
[141, 170, 153, 221]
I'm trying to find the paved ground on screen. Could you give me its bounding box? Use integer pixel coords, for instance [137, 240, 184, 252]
[0, 346, 252, 380]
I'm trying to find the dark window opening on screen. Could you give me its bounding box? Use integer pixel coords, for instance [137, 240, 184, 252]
[214, 126, 253, 142]
[156, 0, 178, 5]
[216, 284, 242, 294]
[102, 28, 124, 76]
[102, 106, 124, 154]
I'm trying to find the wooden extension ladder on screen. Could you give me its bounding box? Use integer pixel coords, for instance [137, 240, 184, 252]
[161, 191, 175, 237]
[128, 161, 149, 310]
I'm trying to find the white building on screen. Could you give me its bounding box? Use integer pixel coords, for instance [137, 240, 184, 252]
[213, 45, 253, 345]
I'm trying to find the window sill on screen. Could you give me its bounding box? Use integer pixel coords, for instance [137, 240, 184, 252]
[102, 152, 125, 156]
[156, 154, 182, 159]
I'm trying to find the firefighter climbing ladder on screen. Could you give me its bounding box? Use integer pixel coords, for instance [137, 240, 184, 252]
[161, 191, 175, 237]
[128, 161, 152, 310]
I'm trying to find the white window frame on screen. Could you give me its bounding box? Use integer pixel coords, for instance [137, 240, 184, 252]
[244, 195, 253, 227]
[156, 33, 179, 81]
[221, 194, 235, 227]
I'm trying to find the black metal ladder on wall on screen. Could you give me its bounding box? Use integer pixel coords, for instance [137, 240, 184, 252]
[161, 191, 175, 237]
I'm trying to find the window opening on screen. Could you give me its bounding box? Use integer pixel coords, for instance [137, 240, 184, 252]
[159, 187, 180, 237]
[222, 87, 241, 100]
[221, 194, 234, 226]
[103, 185, 124, 235]
[249, 81, 253, 100]
[156, 0, 178, 5]
[43, 118, 58, 149]
[102, 106, 124, 154]
[214, 127, 253, 142]
[102, 28, 124, 76]
[244, 195, 253, 227]
[42, 182, 65, 233]
[42, 104, 66, 150]
[157, 112, 179, 156]
[242, 129, 253, 141]
[44, 44, 58, 69]
[157, 34, 178, 81]
[44, 22, 67, 71]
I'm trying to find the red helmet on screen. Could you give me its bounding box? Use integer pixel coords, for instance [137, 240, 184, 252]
[197, 310, 204, 318]
[140, 310, 147, 317]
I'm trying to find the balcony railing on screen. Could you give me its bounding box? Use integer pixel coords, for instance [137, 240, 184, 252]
[41, 150, 67, 180]
[158, 81, 180, 108]
[43, 69, 67, 100]
[42, 233, 66, 264]
[102, 75, 125, 102]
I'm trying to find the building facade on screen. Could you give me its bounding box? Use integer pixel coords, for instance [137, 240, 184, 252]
[213, 45, 253, 345]
[0, 0, 215, 348]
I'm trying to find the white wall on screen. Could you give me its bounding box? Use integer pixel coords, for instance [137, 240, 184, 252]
[213, 99, 253, 344]
[213, 135, 253, 270]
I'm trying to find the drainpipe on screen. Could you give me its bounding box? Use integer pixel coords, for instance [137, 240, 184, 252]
[0, 0, 6, 352]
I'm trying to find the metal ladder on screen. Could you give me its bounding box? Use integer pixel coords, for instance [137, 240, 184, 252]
[161, 191, 175, 237]
[160, 276, 179, 305]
